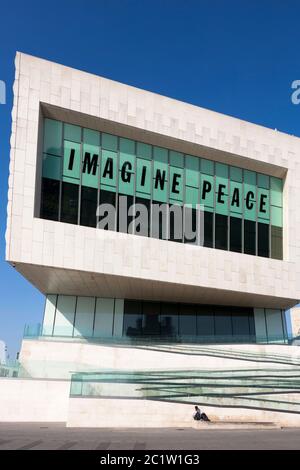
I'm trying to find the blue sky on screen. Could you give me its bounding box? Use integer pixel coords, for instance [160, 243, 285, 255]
[0, 0, 298, 358]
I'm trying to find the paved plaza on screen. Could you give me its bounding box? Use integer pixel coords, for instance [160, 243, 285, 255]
[0, 423, 299, 450]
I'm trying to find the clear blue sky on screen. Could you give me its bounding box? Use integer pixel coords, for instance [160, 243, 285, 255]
[0, 0, 298, 359]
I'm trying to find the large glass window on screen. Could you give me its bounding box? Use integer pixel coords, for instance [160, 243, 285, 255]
[40, 119, 283, 260]
[122, 300, 255, 343]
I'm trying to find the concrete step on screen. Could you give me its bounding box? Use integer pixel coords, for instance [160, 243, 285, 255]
[192, 421, 280, 430]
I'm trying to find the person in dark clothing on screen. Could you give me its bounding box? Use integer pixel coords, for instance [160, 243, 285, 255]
[193, 405, 201, 420]
[200, 411, 210, 422]
[193, 405, 211, 422]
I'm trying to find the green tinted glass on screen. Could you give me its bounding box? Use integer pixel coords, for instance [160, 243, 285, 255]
[63, 141, 81, 184]
[44, 119, 62, 156]
[82, 143, 99, 188]
[42, 119, 283, 258]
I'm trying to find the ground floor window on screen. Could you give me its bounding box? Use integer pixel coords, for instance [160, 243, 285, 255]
[123, 300, 255, 341]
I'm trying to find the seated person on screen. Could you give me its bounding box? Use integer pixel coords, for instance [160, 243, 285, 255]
[193, 405, 201, 420]
[193, 405, 211, 422]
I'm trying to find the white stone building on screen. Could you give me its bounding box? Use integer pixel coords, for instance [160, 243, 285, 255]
[3, 52, 300, 427]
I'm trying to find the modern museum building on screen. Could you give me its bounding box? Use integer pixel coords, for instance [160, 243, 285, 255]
[3, 52, 300, 427]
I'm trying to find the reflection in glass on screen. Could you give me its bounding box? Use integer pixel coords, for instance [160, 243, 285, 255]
[142, 301, 160, 335]
[123, 300, 142, 336]
[160, 303, 178, 336]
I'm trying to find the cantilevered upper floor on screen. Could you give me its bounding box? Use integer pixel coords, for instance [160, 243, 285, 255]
[5, 52, 300, 308]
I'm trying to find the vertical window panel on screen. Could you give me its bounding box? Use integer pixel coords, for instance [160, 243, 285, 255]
[119, 138, 135, 196]
[258, 222, 269, 258]
[74, 296, 95, 338]
[244, 220, 256, 255]
[142, 301, 160, 335]
[134, 196, 150, 237]
[61, 182, 79, 224]
[214, 309, 232, 337]
[118, 194, 134, 234]
[81, 143, 99, 189]
[271, 226, 283, 260]
[200, 174, 214, 210]
[43, 119, 62, 156]
[99, 189, 116, 230]
[123, 300, 143, 337]
[244, 170, 256, 222]
[101, 150, 117, 189]
[63, 141, 81, 184]
[136, 159, 151, 197]
[215, 214, 228, 250]
[169, 167, 183, 202]
[151, 201, 168, 240]
[185, 155, 200, 188]
[231, 308, 250, 336]
[53, 295, 76, 336]
[230, 181, 243, 217]
[153, 147, 168, 203]
[197, 305, 215, 336]
[94, 298, 114, 338]
[160, 303, 179, 336]
[203, 211, 213, 248]
[215, 163, 229, 216]
[40, 178, 59, 221]
[80, 186, 97, 227]
[183, 206, 196, 244]
[270, 177, 283, 207]
[179, 304, 197, 336]
[230, 217, 242, 253]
